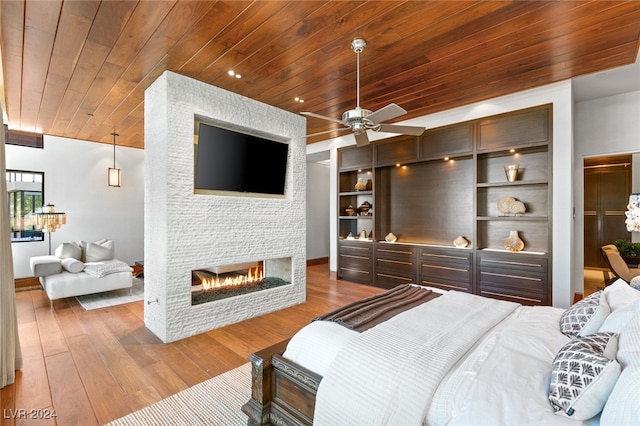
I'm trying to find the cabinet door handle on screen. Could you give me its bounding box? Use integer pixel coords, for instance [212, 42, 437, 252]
[341, 267, 370, 275]
[422, 253, 467, 261]
[481, 271, 541, 282]
[342, 254, 370, 260]
[378, 248, 413, 255]
[482, 259, 542, 268]
[422, 264, 468, 273]
[378, 259, 412, 266]
[377, 273, 413, 281]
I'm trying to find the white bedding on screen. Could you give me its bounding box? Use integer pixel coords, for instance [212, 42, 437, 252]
[314, 291, 519, 425]
[428, 305, 597, 426]
[284, 291, 600, 425]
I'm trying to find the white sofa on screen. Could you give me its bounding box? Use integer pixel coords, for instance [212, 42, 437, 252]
[30, 240, 133, 308]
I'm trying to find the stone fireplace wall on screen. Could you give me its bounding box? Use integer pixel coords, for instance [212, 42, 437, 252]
[144, 71, 306, 343]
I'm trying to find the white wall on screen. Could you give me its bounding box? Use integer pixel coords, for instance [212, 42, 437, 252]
[144, 71, 306, 342]
[574, 90, 640, 285]
[306, 161, 330, 260]
[310, 81, 575, 308]
[6, 136, 144, 278]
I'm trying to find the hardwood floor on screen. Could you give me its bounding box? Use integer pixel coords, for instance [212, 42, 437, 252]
[1, 264, 383, 425]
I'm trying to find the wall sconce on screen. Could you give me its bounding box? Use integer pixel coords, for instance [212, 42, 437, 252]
[625, 193, 640, 231]
[108, 132, 121, 187]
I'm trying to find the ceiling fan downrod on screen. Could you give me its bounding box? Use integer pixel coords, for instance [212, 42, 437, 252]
[351, 38, 366, 109]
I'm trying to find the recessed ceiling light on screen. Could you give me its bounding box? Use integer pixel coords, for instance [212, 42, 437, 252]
[294, 97, 304, 103]
[228, 70, 241, 78]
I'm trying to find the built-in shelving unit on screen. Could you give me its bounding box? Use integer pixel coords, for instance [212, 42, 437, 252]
[337, 104, 553, 305]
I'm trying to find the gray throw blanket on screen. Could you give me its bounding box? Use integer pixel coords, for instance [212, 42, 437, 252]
[314, 284, 440, 332]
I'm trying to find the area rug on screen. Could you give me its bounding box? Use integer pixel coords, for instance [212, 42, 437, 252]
[106, 363, 251, 425]
[76, 277, 144, 310]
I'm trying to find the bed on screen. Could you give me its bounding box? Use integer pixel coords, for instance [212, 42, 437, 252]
[241, 280, 640, 425]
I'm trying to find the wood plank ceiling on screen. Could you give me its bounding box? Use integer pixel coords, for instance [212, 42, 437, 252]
[1, 1, 639, 149]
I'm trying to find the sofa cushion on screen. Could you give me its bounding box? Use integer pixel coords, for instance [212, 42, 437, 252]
[61, 258, 84, 273]
[83, 240, 115, 262]
[54, 242, 82, 260]
[30, 256, 62, 277]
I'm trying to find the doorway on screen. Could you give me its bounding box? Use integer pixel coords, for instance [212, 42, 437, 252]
[583, 155, 632, 269]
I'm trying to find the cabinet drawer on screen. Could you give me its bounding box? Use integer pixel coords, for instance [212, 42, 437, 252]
[375, 271, 415, 289]
[419, 248, 473, 292]
[478, 252, 548, 305]
[339, 241, 372, 284]
[341, 253, 372, 270]
[339, 266, 372, 284]
[340, 241, 372, 256]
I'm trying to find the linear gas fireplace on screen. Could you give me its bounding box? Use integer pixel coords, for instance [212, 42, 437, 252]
[191, 258, 292, 305]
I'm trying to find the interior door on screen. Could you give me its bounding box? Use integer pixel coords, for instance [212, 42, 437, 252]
[584, 157, 632, 268]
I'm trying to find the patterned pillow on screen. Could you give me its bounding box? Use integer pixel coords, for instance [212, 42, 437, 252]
[559, 291, 609, 337]
[549, 332, 621, 420]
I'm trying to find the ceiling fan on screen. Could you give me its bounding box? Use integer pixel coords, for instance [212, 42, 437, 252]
[301, 38, 425, 147]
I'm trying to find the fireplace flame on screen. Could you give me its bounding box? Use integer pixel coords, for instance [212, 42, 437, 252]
[199, 266, 264, 291]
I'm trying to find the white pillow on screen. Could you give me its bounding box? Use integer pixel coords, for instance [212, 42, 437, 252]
[54, 242, 82, 260]
[61, 257, 85, 273]
[600, 312, 640, 425]
[599, 300, 640, 334]
[83, 240, 115, 262]
[549, 332, 621, 420]
[603, 279, 640, 313]
[615, 310, 640, 366]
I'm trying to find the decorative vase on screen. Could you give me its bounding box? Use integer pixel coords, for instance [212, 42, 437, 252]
[503, 230, 524, 252]
[359, 230, 368, 240]
[453, 236, 469, 248]
[354, 178, 367, 191]
[504, 164, 519, 182]
[385, 232, 397, 243]
[358, 201, 372, 216]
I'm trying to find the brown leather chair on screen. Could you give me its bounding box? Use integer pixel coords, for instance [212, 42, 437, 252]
[601, 244, 640, 284]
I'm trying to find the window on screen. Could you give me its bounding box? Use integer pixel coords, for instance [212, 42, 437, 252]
[7, 170, 44, 242]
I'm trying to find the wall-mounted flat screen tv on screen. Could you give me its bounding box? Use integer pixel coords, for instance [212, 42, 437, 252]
[194, 121, 289, 197]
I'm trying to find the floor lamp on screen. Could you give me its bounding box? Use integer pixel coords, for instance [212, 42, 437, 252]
[33, 204, 67, 255]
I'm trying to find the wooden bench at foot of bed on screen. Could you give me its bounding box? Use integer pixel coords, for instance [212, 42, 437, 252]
[241, 339, 321, 426]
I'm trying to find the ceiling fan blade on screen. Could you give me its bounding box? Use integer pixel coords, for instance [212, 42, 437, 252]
[305, 127, 351, 138]
[377, 123, 426, 136]
[367, 103, 407, 124]
[354, 131, 370, 147]
[300, 111, 346, 125]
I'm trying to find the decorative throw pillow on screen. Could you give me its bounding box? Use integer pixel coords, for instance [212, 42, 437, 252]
[83, 239, 115, 262]
[54, 242, 82, 260]
[61, 257, 85, 273]
[559, 291, 609, 337]
[549, 332, 621, 420]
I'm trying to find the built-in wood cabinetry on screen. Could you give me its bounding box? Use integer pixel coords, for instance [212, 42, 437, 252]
[337, 104, 552, 305]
